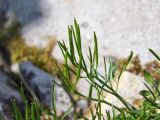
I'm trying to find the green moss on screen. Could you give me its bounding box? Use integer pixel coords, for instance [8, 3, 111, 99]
[0, 19, 63, 77]
[9, 36, 61, 76]
[9, 35, 81, 103]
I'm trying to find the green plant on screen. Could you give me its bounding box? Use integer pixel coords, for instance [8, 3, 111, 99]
[11, 19, 160, 120]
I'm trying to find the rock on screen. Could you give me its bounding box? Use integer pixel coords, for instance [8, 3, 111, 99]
[0, 0, 9, 28]
[0, 70, 23, 120]
[114, 72, 146, 101]
[82, 71, 147, 119]
[0, 46, 11, 72]
[0, 0, 16, 31]
[101, 71, 146, 117]
[7, 0, 160, 64]
[76, 99, 88, 113]
[0, 61, 73, 119]
[19, 62, 72, 115]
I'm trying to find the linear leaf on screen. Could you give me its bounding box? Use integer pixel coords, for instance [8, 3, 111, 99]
[149, 49, 160, 61]
[144, 70, 154, 86]
[60, 105, 73, 120]
[118, 51, 133, 80]
[93, 32, 98, 69]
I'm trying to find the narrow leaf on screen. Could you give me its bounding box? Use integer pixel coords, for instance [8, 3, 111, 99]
[149, 49, 160, 61]
[118, 51, 133, 80]
[144, 70, 154, 86]
[93, 32, 98, 69]
[60, 105, 73, 120]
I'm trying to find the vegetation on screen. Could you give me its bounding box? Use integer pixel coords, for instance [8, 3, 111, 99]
[9, 36, 60, 76]
[5, 19, 160, 119]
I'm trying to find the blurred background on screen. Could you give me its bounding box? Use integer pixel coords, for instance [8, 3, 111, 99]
[7, 0, 160, 64]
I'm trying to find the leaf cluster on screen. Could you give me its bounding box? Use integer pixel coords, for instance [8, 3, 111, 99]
[10, 20, 160, 120]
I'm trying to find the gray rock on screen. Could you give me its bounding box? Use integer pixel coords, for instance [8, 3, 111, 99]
[0, 70, 23, 120]
[0, 61, 73, 119]
[19, 62, 72, 115]
[0, 0, 9, 27]
[0, 0, 16, 30]
[9, 0, 43, 26]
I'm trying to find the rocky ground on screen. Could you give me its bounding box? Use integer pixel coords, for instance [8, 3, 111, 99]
[0, 61, 84, 119]
[8, 0, 160, 64]
[0, 0, 160, 119]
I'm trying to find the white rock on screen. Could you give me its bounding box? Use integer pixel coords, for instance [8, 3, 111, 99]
[82, 71, 147, 119]
[101, 71, 146, 117]
[8, 0, 160, 64]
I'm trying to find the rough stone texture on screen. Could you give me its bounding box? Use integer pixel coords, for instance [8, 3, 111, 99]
[83, 71, 147, 119]
[0, 70, 23, 120]
[0, 61, 73, 119]
[19, 62, 72, 115]
[0, 0, 8, 28]
[101, 71, 146, 116]
[2, 1, 160, 118]
[7, 0, 160, 64]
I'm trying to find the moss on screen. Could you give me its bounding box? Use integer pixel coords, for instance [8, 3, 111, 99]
[118, 55, 143, 75]
[9, 35, 82, 108]
[145, 61, 160, 81]
[118, 55, 160, 81]
[9, 35, 61, 76]
[9, 33, 79, 90]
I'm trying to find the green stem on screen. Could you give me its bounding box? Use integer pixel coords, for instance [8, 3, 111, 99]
[75, 91, 122, 113]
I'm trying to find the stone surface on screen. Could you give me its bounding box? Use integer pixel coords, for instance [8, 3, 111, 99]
[7, 0, 160, 64]
[83, 71, 147, 119]
[0, 61, 73, 119]
[19, 62, 72, 115]
[2, 1, 160, 118]
[0, 0, 9, 28]
[101, 71, 146, 117]
[0, 70, 23, 120]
